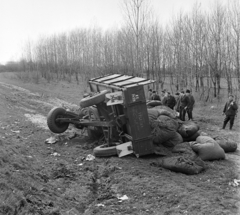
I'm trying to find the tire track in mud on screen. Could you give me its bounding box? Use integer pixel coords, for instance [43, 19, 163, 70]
[0, 81, 79, 130]
[0, 81, 120, 214]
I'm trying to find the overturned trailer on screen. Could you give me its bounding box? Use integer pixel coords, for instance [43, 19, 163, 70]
[47, 74, 155, 157]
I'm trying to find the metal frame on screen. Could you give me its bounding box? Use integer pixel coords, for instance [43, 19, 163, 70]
[54, 74, 156, 156]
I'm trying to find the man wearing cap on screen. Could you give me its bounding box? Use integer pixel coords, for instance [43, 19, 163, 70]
[179, 90, 190, 121]
[186, 89, 195, 120]
[165, 92, 176, 109]
[174, 92, 181, 113]
[151, 90, 161, 101]
[222, 95, 238, 130]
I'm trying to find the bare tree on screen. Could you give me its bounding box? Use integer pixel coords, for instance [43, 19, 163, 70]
[228, 0, 240, 91]
[122, 0, 151, 76]
[204, 2, 226, 97]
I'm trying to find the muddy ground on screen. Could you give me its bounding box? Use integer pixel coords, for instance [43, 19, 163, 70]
[0, 72, 239, 215]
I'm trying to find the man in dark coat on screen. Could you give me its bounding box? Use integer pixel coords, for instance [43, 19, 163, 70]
[179, 90, 190, 121]
[186, 89, 195, 120]
[174, 92, 181, 113]
[166, 92, 176, 109]
[151, 90, 161, 101]
[222, 95, 238, 130]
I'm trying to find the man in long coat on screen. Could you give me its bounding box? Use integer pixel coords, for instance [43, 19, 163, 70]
[222, 95, 238, 130]
[179, 90, 190, 121]
[186, 89, 195, 120]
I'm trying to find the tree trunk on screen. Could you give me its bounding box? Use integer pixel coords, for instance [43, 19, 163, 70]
[213, 81, 217, 97]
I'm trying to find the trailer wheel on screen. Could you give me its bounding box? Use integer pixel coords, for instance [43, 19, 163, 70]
[87, 107, 103, 139]
[93, 144, 117, 157]
[47, 107, 69, 133]
[80, 90, 109, 108]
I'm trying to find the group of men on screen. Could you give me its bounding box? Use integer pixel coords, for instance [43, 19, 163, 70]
[148, 89, 195, 121]
[148, 89, 239, 130]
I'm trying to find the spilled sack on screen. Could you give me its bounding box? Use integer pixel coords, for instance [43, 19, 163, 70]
[156, 115, 179, 131]
[163, 132, 183, 148]
[214, 136, 237, 152]
[191, 136, 225, 161]
[172, 142, 196, 155]
[147, 100, 162, 107]
[183, 130, 201, 142]
[151, 105, 178, 119]
[148, 109, 160, 123]
[151, 115, 182, 147]
[154, 155, 205, 175]
[178, 121, 199, 138]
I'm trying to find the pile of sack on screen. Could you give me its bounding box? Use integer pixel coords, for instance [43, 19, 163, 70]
[148, 106, 200, 149]
[148, 105, 238, 175]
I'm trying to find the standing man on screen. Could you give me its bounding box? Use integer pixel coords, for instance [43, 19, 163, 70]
[186, 89, 195, 120]
[161, 90, 168, 106]
[222, 95, 238, 130]
[151, 90, 161, 101]
[179, 90, 190, 121]
[166, 92, 176, 109]
[148, 89, 153, 101]
[174, 92, 181, 113]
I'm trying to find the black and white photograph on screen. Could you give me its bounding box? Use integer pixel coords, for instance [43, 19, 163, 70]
[0, 0, 239, 214]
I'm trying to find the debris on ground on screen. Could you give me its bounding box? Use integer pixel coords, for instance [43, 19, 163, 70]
[117, 194, 129, 202]
[96, 203, 105, 207]
[11, 129, 20, 133]
[45, 129, 80, 144]
[229, 179, 240, 187]
[51, 152, 61, 156]
[85, 154, 95, 161]
[45, 136, 58, 144]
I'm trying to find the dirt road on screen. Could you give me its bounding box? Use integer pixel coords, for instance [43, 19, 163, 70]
[0, 75, 239, 215]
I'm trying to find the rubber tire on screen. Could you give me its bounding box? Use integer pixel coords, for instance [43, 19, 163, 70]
[47, 107, 69, 133]
[93, 144, 117, 157]
[80, 90, 109, 108]
[87, 107, 103, 139]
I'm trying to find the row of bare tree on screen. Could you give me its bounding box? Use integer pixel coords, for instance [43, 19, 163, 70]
[21, 0, 240, 97]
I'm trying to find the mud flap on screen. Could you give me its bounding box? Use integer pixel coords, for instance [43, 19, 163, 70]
[116, 142, 133, 157]
[123, 85, 154, 156]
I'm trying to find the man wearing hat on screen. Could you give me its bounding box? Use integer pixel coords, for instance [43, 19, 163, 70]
[222, 95, 238, 130]
[165, 92, 176, 109]
[186, 89, 195, 120]
[179, 90, 190, 121]
[174, 92, 181, 113]
[151, 90, 161, 101]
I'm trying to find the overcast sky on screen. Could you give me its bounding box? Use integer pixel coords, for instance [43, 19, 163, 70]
[0, 0, 230, 65]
